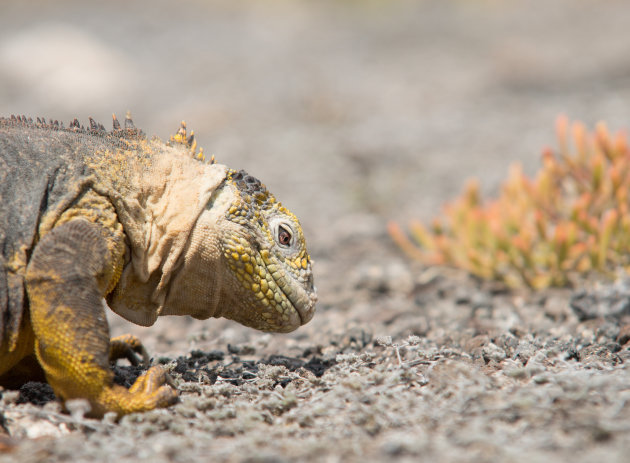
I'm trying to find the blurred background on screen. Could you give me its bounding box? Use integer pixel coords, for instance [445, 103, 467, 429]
[2, 0, 630, 347]
[2, 0, 630, 240]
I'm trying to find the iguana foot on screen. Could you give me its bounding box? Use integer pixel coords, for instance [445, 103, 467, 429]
[129, 365, 178, 393]
[109, 334, 150, 366]
[97, 365, 179, 417]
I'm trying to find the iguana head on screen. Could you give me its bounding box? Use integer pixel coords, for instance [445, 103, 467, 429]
[205, 169, 316, 332]
[106, 120, 317, 332]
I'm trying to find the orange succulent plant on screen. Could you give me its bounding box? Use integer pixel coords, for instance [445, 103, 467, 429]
[389, 116, 630, 289]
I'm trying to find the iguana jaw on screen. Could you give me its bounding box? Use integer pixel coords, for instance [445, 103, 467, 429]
[277, 264, 317, 326]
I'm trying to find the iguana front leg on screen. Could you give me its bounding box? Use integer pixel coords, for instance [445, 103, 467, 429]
[25, 219, 178, 417]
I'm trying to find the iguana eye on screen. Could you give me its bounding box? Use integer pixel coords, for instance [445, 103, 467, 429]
[277, 225, 292, 247]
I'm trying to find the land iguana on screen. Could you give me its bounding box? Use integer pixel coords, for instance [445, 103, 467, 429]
[0, 115, 316, 417]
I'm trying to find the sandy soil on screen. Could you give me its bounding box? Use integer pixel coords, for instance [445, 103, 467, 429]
[2, 1, 630, 461]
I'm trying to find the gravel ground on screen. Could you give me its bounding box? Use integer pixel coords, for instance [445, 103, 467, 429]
[2, 1, 630, 462]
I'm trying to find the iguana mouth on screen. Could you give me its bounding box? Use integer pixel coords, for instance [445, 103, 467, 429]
[258, 254, 316, 327]
[278, 270, 317, 326]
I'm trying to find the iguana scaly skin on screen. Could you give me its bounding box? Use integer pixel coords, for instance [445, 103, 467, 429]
[0, 115, 316, 417]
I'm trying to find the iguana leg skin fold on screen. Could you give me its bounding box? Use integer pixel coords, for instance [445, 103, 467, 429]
[25, 219, 178, 417]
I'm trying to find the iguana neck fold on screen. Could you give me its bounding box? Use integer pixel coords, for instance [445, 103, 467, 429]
[103, 145, 228, 326]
